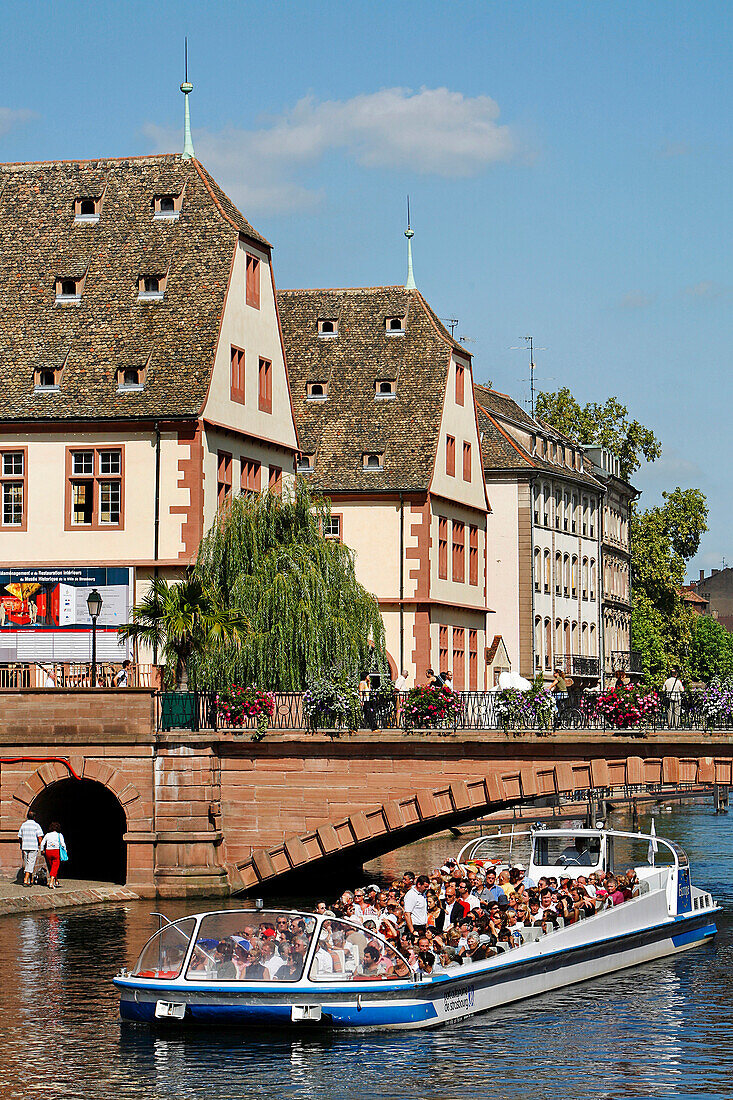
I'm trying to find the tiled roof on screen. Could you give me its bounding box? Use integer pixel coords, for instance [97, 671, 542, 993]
[0, 153, 266, 421]
[679, 585, 708, 606]
[277, 287, 460, 492]
[474, 384, 603, 489]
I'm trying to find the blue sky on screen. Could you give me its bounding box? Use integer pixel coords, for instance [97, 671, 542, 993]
[2, 0, 731, 577]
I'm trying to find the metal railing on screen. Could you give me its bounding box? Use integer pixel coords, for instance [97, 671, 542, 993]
[0, 662, 158, 689]
[609, 650, 643, 674]
[554, 655, 601, 678]
[155, 688, 733, 734]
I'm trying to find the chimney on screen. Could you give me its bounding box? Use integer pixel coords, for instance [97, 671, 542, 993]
[700, 569, 705, 582]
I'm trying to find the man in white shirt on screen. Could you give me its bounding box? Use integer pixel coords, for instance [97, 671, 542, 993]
[259, 937, 284, 979]
[403, 874, 430, 934]
[394, 670, 409, 692]
[662, 669, 684, 727]
[17, 810, 44, 887]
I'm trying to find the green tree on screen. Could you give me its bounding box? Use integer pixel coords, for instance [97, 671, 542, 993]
[630, 595, 668, 684]
[630, 487, 708, 678]
[688, 614, 733, 683]
[535, 388, 661, 480]
[192, 480, 387, 691]
[118, 576, 249, 689]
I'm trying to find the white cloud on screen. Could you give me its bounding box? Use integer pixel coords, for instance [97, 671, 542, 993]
[145, 86, 517, 214]
[0, 107, 36, 138]
[618, 291, 655, 311]
[684, 280, 724, 299]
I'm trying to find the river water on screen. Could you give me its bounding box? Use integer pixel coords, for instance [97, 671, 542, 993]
[1, 804, 731, 1100]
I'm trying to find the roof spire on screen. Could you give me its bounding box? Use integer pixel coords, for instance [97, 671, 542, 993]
[404, 195, 416, 290]
[180, 38, 195, 159]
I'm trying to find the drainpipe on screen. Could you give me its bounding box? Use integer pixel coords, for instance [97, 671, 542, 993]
[529, 474, 537, 681]
[399, 493, 405, 673]
[152, 421, 161, 666]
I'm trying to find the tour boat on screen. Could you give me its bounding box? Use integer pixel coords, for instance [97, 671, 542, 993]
[114, 824, 718, 1031]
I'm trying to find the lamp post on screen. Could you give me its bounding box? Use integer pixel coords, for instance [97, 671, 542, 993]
[86, 588, 103, 688]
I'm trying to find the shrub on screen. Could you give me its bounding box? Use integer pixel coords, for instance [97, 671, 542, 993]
[403, 685, 463, 731]
[582, 684, 661, 732]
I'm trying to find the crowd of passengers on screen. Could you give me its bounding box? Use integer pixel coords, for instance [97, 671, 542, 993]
[197, 853, 640, 982]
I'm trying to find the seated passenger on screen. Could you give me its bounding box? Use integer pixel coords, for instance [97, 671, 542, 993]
[384, 949, 411, 978]
[241, 943, 267, 980]
[353, 944, 382, 980]
[259, 937, 285, 979]
[604, 877, 626, 906]
[289, 936, 310, 978]
[313, 938, 335, 978]
[215, 939, 237, 980]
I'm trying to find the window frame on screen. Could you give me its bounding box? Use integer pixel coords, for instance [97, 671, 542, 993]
[322, 513, 342, 541]
[438, 516, 448, 580]
[462, 440, 472, 482]
[452, 626, 465, 690]
[0, 448, 28, 531]
[246, 254, 261, 309]
[317, 318, 338, 338]
[217, 451, 233, 507]
[452, 520, 465, 583]
[240, 457, 262, 496]
[258, 357, 272, 414]
[446, 435, 456, 478]
[65, 446, 124, 531]
[306, 381, 328, 401]
[230, 345, 246, 405]
[469, 524, 479, 586]
[362, 452, 384, 471]
[268, 465, 282, 496]
[468, 628, 478, 689]
[455, 362, 465, 406]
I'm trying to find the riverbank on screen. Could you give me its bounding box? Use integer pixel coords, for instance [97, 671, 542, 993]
[0, 876, 138, 916]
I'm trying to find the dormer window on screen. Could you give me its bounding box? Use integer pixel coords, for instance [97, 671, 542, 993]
[362, 452, 384, 471]
[117, 366, 145, 393]
[375, 379, 396, 399]
[297, 453, 315, 473]
[55, 276, 83, 304]
[318, 318, 338, 338]
[138, 273, 167, 301]
[34, 367, 61, 393]
[74, 196, 101, 223]
[153, 193, 182, 220]
[385, 316, 405, 335]
[306, 381, 328, 401]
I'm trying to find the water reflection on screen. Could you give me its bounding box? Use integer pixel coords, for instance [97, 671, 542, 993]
[0, 805, 730, 1099]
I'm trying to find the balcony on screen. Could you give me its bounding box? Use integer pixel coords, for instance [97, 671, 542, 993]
[554, 655, 601, 679]
[608, 650, 643, 675]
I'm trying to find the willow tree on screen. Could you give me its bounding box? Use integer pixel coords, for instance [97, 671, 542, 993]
[191, 480, 387, 690]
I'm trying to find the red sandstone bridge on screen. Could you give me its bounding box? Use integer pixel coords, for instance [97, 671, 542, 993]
[0, 689, 731, 897]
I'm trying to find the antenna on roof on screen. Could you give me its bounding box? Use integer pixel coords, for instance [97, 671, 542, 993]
[404, 196, 416, 291]
[441, 318, 459, 336]
[509, 336, 547, 418]
[180, 37, 195, 160]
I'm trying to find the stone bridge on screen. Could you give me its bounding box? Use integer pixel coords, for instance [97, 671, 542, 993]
[1, 689, 732, 896]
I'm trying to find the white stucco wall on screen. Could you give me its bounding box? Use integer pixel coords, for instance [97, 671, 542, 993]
[485, 479, 521, 671]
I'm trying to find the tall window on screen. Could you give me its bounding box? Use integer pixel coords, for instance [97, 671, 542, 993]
[590, 558, 597, 599]
[533, 485, 541, 524]
[462, 441, 472, 482]
[246, 254, 260, 308]
[455, 362, 465, 405]
[468, 629, 478, 689]
[555, 551, 562, 595]
[544, 550, 551, 594]
[67, 447, 123, 528]
[240, 458, 261, 495]
[217, 451, 232, 506]
[582, 557, 589, 599]
[534, 615, 542, 670]
[268, 465, 282, 496]
[469, 525, 479, 585]
[554, 488, 561, 529]
[258, 357, 272, 413]
[543, 483, 551, 527]
[446, 435, 456, 477]
[534, 547, 541, 593]
[571, 493, 578, 533]
[571, 555, 578, 598]
[230, 346, 245, 404]
[452, 520, 465, 583]
[439, 624, 449, 674]
[563, 554, 570, 596]
[545, 618, 552, 670]
[438, 517, 448, 579]
[452, 627, 465, 690]
[1, 450, 25, 529]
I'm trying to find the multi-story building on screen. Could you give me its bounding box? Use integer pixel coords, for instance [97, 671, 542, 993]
[0, 151, 298, 671]
[475, 385, 604, 683]
[277, 285, 490, 688]
[583, 447, 638, 677]
[692, 568, 733, 631]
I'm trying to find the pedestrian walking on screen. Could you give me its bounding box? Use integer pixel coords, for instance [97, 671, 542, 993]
[40, 821, 67, 889]
[663, 668, 684, 728]
[114, 659, 132, 688]
[17, 809, 43, 887]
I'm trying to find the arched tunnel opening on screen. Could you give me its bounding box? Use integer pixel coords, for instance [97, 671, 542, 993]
[31, 778, 127, 884]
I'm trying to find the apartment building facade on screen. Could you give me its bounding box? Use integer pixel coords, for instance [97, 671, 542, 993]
[0, 153, 298, 668]
[278, 286, 490, 688]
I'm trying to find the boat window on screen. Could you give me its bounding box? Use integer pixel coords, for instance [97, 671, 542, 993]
[184, 910, 317, 982]
[308, 919, 411, 982]
[131, 918, 197, 980]
[533, 835, 602, 868]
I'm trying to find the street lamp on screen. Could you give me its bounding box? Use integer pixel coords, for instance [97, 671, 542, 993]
[87, 588, 103, 688]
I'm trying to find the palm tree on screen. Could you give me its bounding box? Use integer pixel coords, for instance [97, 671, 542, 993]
[118, 577, 249, 689]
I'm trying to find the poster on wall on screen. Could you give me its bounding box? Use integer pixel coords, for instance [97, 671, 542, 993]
[0, 567, 131, 662]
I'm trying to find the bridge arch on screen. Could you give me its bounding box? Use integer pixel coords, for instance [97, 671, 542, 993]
[231, 752, 730, 893]
[11, 760, 144, 886]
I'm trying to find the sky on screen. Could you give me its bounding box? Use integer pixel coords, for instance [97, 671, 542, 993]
[2, 0, 731, 578]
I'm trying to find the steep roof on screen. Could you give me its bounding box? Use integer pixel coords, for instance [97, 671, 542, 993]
[474, 383, 602, 489]
[277, 286, 462, 492]
[0, 153, 267, 421]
